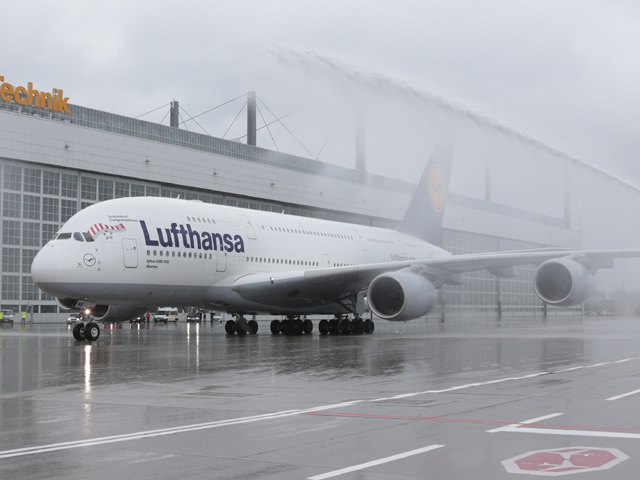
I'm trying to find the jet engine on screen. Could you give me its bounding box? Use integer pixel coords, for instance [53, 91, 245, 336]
[56, 298, 147, 322]
[534, 257, 595, 307]
[367, 270, 437, 322]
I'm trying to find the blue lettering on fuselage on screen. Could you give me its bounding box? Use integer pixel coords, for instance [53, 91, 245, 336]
[140, 220, 245, 253]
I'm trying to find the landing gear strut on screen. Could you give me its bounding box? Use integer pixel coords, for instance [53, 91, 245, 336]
[318, 315, 374, 335]
[225, 316, 258, 335]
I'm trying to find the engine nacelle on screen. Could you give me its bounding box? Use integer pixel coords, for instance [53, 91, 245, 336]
[367, 270, 437, 322]
[55, 298, 147, 322]
[534, 257, 595, 307]
[91, 305, 149, 323]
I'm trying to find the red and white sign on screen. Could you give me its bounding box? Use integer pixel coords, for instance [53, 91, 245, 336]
[502, 447, 629, 476]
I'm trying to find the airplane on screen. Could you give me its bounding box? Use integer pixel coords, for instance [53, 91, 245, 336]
[31, 141, 640, 341]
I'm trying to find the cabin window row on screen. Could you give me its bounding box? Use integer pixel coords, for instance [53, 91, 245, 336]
[145, 250, 319, 267]
[262, 224, 353, 240]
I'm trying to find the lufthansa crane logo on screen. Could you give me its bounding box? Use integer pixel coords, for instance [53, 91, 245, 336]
[83, 254, 96, 267]
[428, 164, 446, 212]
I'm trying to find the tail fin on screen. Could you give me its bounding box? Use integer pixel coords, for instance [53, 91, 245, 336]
[397, 139, 454, 245]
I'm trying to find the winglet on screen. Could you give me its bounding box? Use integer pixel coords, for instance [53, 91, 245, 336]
[397, 139, 454, 245]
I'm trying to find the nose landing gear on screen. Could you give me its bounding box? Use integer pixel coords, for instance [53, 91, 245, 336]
[72, 321, 101, 341]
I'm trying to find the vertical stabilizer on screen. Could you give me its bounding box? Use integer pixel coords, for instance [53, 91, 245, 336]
[397, 140, 454, 245]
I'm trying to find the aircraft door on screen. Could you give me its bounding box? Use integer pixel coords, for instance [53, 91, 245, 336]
[322, 254, 330, 267]
[216, 250, 228, 272]
[237, 214, 257, 239]
[122, 238, 138, 268]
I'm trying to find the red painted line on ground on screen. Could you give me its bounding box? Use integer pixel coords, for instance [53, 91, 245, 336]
[306, 411, 640, 432]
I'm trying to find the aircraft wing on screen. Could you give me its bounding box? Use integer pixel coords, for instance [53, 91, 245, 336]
[225, 249, 640, 307]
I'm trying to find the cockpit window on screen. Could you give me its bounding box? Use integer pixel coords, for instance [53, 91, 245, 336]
[56, 233, 72, 240]
[73, 232, 84, 242]
[82, 233, 95, 242]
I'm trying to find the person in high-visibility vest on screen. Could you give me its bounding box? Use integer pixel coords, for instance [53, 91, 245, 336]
[0, 311, 3, 322]
[21, 311, 26, 324]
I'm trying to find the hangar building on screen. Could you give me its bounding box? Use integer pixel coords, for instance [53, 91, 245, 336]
[0, 80, 582, 320]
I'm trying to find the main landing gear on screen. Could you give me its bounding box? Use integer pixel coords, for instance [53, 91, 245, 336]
[225, 315, 258, 335]
[72, 321, 101, 341]
[270, 316, 313, 336]
[318, 315, 374, 335]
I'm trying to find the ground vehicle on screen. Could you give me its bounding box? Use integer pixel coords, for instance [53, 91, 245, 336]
[212, 312, 222, 323]
[154, 307, 179, 323]
[187, 310, 205, 322]
[67, 312, 82, 324]
[129, 315, 147, 323]
[0, 309, 14, 325]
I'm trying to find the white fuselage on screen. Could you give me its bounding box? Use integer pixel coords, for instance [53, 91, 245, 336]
[32, 197, 450, 314]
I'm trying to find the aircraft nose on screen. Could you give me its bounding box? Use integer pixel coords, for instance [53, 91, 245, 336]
[31, 245, 60, 290]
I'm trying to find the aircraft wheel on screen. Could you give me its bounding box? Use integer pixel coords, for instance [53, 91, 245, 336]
[353, 317, 365, 334]
[248, 320, 258, 334]
[303, 319, 313, 334]
[328, 319, 339, 335]
[270, 320, 281, 335]
[280, 320, 291, 335]
[224, 320, 236, 334]
[84, 322, 100, 341]
[318, 319, 328, 335]
[364, 319, 375, 334]
[339, 319, 350, 334]
[72, 322, 85, 341]
[294, 319, 304, 335]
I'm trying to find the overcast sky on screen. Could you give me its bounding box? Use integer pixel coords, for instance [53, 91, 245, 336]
[3, 1, 639, 176]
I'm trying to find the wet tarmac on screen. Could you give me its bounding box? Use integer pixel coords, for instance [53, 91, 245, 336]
[1, 315, 640, 479]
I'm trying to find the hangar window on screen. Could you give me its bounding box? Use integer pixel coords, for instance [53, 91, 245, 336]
[130, 184, 145, 197]
[115, 182, 129, 198]
[23, 195, 41, 220]
[24, 168, 41, 193]
[2, 275, 20, 300]
[61, 173, 78, 198]
[81, 177, 97, 200]
[42, 198, 59, 222]
[61, 199, 77, 222]
[3, 193, 21, 218]
[98, 179, 113, 201]
[146, 186, 159, 197]
[22, 276, 39, 300]
[42, 223, 58, 245]
[22, 249, 37, 274]
[2, 247, 20, 272]
[3, 165, 22, 191]
[43, 171, 60, 195]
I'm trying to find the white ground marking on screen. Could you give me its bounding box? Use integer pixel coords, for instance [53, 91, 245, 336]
[487, 413, 564, 433]
[306, 444, 445, 480]
[2, 357, 638, 459]
[606, 388, 640, 401]
[489, 412, 640, 439]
